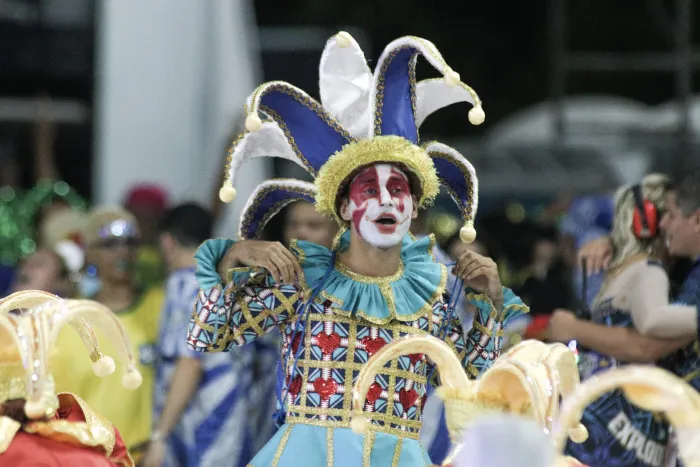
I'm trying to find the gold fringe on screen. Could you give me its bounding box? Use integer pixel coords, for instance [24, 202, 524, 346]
[314, 136, 439, 221]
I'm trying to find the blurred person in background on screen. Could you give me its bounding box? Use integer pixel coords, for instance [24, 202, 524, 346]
[123, 184, 170, 288]
[144, 203, 255, 467]
[51, 206, 163, 462]
[282, 199, 338, 249]
[7, 208, 87, 298]
[548, 174, 700, 467]
[558, 194, 614, 310]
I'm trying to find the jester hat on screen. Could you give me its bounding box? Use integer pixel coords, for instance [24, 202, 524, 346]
[219, 32, 483, 243]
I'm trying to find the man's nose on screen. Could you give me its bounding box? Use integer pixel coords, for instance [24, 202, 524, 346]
[379, 187, 393, 206]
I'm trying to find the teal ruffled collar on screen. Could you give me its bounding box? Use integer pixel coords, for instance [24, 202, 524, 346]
[290, 232, 447, 324]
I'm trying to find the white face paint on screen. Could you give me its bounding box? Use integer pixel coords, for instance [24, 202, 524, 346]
[345, 164, 413, 249]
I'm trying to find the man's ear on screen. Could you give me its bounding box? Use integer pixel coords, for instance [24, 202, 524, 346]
[340, 199, 352, 222]
[411, 195, 419, 220]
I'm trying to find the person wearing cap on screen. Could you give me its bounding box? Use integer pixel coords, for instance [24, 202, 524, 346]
[50, 206, 164, 461]
[188, 32, 527, 466]
[124, 184, 170, 288]
[0, 291, 143, 466]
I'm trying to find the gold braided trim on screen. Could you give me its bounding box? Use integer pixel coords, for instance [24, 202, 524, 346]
[391, 437, 403, 467]
[240, 181, 316, 240]
[22, 393, 123, 463]
[362, 430, 376, 467]
[290, 406, 423, 430]
[326, 427, 334, 467]
[424, 142, 476, 223]
[289, 359, 427, 382]
[286, 417, 421, 441]
[314, 136, 439, 221]
[271, 424, 292, 467]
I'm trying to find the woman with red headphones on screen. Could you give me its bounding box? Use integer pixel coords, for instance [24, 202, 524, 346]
[548, 174, 697, 467]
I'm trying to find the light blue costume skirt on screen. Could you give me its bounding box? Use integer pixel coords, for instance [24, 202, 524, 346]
[248, 423, 431, 467]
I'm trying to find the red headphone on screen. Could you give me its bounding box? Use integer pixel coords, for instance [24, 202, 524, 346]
[631, 184, 659, 239]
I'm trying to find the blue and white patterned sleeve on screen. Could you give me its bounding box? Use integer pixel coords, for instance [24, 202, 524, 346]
[462, 287, 529, 377]
[187, 239, 301, 353]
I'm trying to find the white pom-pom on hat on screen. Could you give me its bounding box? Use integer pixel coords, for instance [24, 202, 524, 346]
[219, 185, 237, 203]
[469, 106, 486, 125]
[335, 31, 352, 48]
[122, 369, 143, 390]
[92, 355, 116, 377]
[245, 114, 263, 132]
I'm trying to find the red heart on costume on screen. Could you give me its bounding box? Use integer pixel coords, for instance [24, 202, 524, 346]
[361, 336, 386, 357]
[290, 333, 302, 355]
[366, 382, 382, 404]
[398, 388, 419, 412]
[408, 353, 423, 365]
[316, 332, 341, 356]
[287, 375, 302, 398]
[313, 377, 338, 401]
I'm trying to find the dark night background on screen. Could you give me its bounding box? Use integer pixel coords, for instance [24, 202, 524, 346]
[1, 0, 699, 198]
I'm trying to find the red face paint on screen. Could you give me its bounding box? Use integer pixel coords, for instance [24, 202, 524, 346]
[345, 164, 413, 248]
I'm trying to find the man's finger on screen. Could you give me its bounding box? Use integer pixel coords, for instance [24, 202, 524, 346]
[271, 253, 294, 283]
[465, 265, 489, 280]
[264, 260, 283, 283]
[279, 246, 305, 281]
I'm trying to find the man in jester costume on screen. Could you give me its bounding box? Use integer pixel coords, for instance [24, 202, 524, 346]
[187, 32, 529, 466]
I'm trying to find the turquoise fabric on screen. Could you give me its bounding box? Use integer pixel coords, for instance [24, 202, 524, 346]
[292, 234, 446, 323]
[194, 238, 234, 290]
[249, 424, 430, 467]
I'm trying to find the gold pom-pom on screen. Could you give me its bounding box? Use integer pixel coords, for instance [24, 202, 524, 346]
[460, 225, 477, 243]
[245, 114, 263, 132]
[350, 415, 371, 434]
[122, 369, 143, 390]
[444, 68, 461, 88]
[335, 31, 352, 48]
[468, 106, 485, 125]
[24, 399, 49, 419]
[219, 185, 237, 203]
[568, 424, 588, 443]
[92, 355, 116, 377]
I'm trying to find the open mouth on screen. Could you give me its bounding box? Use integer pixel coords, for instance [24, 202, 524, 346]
[374, 214, 397, 226]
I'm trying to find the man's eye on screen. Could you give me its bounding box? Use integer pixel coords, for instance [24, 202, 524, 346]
[365, 189, 376, 195]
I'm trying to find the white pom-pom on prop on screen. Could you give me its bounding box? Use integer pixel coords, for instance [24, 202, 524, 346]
[122, 369, 143, 390]
[92, 355, 116, 377]
[460, 225, 477, 244]
[335, 31, 352, 48]
[351, 415, 371, 434]
[469, 105, 486, 125]
[245, 114, 263, 132]
[24, 399, 50, 419]
[568, 424, 588, 443]
[219, 185, 237, 203]
[444, 68, 461, 88]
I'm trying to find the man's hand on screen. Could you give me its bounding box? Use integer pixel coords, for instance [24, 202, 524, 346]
[548, 309, 578, 343]
[578, 236, 613, 275]
[453, 250, 504, 310]
[142, 439, 166, 467]
[217, 240, 303, 284]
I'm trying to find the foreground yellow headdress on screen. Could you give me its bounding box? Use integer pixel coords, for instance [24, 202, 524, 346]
[0, 290, 143, 420]
[351, 336, 589, 466]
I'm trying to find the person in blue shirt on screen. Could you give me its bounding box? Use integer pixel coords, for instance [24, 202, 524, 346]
[143, 203, 256, 467]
